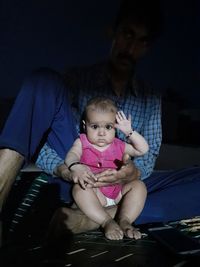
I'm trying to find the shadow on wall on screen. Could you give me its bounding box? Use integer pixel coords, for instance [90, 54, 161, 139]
[162, 91, 200, 146]
[155, 144, 200, 170]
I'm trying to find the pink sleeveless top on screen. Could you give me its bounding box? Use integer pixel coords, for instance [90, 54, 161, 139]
[80, 134, 125, 199]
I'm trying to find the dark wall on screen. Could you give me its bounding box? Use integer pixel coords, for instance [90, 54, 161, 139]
[0, 0, 199, 106]
[0, 0, 120, 97]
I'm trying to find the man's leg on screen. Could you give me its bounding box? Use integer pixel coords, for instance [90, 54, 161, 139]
[0, 68, 76, 159]
[0, 69, 64, 210]
[0, 68, 76, 245]
[136, 167, 200, 224]
[0, 149, 24, 210]
[0, 149, 24, 246]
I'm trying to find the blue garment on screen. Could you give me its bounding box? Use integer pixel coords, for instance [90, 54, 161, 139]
[37, 62, 162, 179]
[137, 167, 200, 223]
[0, 68, 77, 162]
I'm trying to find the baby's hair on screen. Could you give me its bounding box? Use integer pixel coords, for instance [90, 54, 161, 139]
[84, 97, 117, 120]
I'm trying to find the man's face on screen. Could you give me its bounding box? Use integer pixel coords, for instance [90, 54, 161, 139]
[110, 19, 151, 74]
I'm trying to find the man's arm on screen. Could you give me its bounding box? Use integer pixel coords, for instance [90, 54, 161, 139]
[133, 93, 162, 179]
[35, 143, 71, 179]
[53, 163, 71, 181]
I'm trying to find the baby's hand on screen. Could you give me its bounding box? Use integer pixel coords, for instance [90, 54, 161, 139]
[70, 164, 97, 189]
[115, 111, 132, 135]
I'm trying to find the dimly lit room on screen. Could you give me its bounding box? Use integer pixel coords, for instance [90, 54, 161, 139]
[0, 0, 200, 266]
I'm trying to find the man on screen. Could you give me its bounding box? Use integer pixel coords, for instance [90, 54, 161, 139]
[37, 0, 200, 238]
[0, 0, 200, 243]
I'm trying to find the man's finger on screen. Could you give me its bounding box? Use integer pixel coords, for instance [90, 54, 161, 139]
[95, 169, 116, 179]
[122, 153, 131, 165]
[93, 181, 114, 187]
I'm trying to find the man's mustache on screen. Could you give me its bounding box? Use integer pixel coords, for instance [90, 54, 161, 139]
[117, 53, 135, 65]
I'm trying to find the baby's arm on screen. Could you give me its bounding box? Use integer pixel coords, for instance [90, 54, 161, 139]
[65, 138, 96, 189]
[115, 111, 149, 157]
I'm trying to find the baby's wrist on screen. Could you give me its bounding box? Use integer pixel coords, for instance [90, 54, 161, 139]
[68, 162, 82, 171]
[125, 129, 134, 139]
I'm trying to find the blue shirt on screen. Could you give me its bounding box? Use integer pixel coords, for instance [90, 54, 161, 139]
[36, 62, 162, 180]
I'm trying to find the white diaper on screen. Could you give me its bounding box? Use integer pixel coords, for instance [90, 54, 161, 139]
[105, 197, 116, 207]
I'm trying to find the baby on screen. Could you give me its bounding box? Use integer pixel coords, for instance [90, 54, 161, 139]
[65, 97, 148, 240]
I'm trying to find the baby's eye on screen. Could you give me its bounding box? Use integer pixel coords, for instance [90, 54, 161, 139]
[91, 124, 98, 129]
[105, 124, 113, 130]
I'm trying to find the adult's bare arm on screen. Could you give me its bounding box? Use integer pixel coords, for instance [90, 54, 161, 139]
[93, 154, 141, 187]
[53, 163, 72, 182]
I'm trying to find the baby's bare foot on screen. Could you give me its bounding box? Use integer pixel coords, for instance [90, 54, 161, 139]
[118, 219, 141, 239]
[102, 218, 123, 240]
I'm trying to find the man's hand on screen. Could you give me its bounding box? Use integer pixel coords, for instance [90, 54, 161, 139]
[93, 153, 140, 187]
[53, 163, 71, 181]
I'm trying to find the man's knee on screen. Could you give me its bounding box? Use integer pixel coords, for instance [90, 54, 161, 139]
[0, 148, 24, 169]
[0, 148, 24, 158]
[0, 148, 24, 194]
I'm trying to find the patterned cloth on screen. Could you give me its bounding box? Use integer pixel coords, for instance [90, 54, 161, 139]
[36, 62, 162, 179]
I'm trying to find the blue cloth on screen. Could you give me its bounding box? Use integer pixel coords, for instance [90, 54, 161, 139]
[137, 167, 200, 224]
[36, 143, 64, 175]
[0, 68, 77, 162]
[37, 62, 162, 179]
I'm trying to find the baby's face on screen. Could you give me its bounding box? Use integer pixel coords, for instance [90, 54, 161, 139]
[85, 110, 116, 148]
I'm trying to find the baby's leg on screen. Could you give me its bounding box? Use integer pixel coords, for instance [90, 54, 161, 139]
[73, 185, 123, 240]
[116, 180, 147, 239]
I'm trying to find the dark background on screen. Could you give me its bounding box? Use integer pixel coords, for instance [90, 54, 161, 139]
[0, 0, 199, 145]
